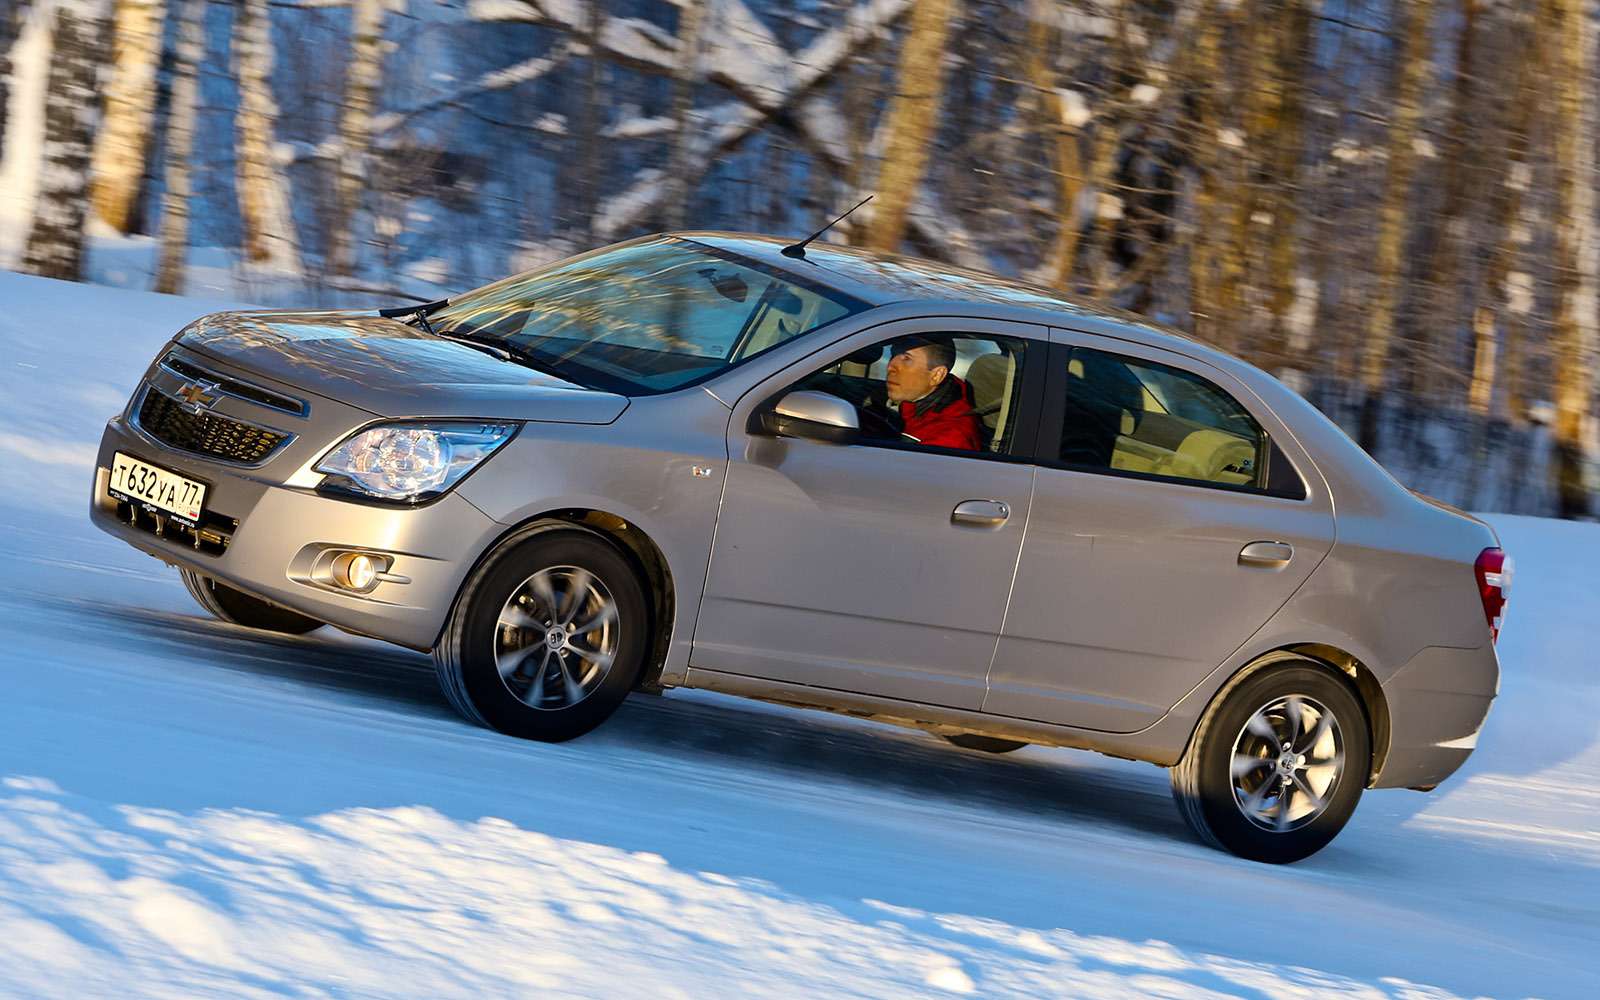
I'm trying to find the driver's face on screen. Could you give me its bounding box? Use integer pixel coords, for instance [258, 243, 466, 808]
[886, 345, 945, 404]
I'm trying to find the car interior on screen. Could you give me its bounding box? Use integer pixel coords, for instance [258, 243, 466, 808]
[1059, 346, 1264, 487]
[801, 335, 1027, 454]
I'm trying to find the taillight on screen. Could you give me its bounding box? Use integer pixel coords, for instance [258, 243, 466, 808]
[1474, 547, 1511, 643]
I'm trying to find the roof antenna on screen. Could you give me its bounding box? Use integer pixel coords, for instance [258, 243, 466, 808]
[781, 195, 873, 260]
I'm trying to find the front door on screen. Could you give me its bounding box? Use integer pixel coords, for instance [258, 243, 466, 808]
[692, 321, 1043, 710]
[984, 332, 1337, 732]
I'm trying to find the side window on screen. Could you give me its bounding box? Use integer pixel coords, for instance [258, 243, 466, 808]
[1058, 346, 1270, 490]
[791, 334, 1029, 456]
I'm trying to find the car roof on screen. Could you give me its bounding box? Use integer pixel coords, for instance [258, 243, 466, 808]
[678, 231, 1224, 366]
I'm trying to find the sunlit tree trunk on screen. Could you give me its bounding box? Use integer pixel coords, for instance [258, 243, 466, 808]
[1547, 0, 1599, 518]
[1259, 0, 1312, 372]
[1021, 0, 1085, 288]
[153, 0, 203, 295]
[233, 0, 301, 274]
[1357, 0, 1435, 453]
[661, 0, 709, 231]
[88, 0, 165, 234]
[575, 0, 607, 240]
[326, 0, 386, 277]
[864, 0, 959, 252]
[1409, 0, 1480, 400]
[1187, 5, 1225, 342]
[21, 0, 112, 281]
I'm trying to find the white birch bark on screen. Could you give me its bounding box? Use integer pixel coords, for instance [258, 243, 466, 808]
[233, 0, 302, 275]
[20, 0, 112, 281]
[88, 0, 165, 234]
[325, 0, 386, 276]
[153, 0, 203, 294]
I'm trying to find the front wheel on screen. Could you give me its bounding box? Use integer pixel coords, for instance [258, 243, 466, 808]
[179, 568, 323, 635]
[1170, 662, 1370, 864]
[432, 529, 649, 742]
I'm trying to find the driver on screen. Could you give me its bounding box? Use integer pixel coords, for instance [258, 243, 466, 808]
[884, 336, 984, 451]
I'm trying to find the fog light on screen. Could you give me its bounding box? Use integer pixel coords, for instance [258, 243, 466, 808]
[333, 552, 379, 591]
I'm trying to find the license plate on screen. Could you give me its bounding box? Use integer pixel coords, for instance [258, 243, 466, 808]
[109, 452, 208, 526]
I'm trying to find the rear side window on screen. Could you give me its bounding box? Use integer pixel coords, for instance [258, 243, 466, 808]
[1055, 346, 1302, 496]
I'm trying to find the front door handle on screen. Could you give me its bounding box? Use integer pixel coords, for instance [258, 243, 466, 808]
[952, 499, 1010, 528]
[1239, 541, 1294, 568]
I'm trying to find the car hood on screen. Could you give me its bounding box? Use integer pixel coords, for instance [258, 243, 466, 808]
[177, 310, 630, 423]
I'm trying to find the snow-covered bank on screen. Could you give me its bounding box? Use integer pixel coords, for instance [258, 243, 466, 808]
[1, 270, 1597, 998]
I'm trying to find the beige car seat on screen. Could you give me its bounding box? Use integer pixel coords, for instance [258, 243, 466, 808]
[964, 352, 1016, 451]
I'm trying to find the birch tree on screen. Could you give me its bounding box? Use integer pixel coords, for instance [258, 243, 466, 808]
[87, 0, 166, 234]
[20, 0, 112, 281]
[1546, 0, 1599, 518]
[864, 0, 959, 251]
[233, 0, 301, 274]
[326, 0, 387, 277]
[153, 0, 203, 295]
[661, 0, 710, 231]
[1356, 0, 1435, 453]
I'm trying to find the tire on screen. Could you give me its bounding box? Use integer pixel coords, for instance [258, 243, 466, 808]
[1171, 661, 1371, 864]
[432, 528, 649, 742]
[944, 733, 1028, 754]
[179, 568, 323, 635]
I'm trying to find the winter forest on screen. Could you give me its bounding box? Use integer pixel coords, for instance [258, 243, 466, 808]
[0, 0, 1596, 517]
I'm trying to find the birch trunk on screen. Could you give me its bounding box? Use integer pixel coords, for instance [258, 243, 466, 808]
[575, 0, 606, 239]
[1547, 0, 1599, 518]
[1467, 7, 1539, 422]
[863, 0, 958, 252]
[233, 0, 301, 274]
[326, 0, 386, 277]
[1260, 0, 1312, 371]
[1356, 0, 1434, 453]
[1187, 6, 1225, 342]
[1021, 0, 1085, 288]
[21, 0, 112, 281]
[88, 0, 165, 234]
[661, 0, 709, 231]
[1410, 0, 1479, 399]
[153, 0, 203, 295]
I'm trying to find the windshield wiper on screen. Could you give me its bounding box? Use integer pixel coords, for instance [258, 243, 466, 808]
[377, 298, 450, 335]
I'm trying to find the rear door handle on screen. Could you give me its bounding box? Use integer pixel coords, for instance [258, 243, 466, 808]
[952, 499, 1010, 528]
[1239, 541, 1294, 568]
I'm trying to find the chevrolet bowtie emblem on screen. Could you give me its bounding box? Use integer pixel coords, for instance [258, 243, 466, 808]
[175, 380, 220, 414]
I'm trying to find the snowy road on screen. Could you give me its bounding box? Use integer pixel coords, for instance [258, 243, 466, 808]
[1, 273, 1596, 998]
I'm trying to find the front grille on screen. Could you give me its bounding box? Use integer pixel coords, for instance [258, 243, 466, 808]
[138, 388, 288, 464]
[161, 353, 307, 415]
[114, 498, 234, 556]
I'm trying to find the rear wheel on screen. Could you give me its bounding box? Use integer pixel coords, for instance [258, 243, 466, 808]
[432, 529, 649, 742]
[179, 568, 323, 635]
[1171, 662, 1370, 864]
[943, 733, 1027, 754]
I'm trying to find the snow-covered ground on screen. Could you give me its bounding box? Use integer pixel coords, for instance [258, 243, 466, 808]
[0, 270, 1596, 998]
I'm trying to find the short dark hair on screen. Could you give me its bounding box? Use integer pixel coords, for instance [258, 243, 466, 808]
[894, 336, 956, 373]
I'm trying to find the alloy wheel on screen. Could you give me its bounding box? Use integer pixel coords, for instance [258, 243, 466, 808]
[493, 565, 619, 710]
[1229, 694, 1345, 833]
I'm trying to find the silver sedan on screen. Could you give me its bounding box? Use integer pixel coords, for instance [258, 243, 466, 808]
[90, 233, 1507, 863]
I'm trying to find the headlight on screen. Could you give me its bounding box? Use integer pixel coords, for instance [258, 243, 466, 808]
[314, 421, 519, 502]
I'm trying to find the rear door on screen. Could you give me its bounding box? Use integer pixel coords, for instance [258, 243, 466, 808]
[983, 330, 1336, 732]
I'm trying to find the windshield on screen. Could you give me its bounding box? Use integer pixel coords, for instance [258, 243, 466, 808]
[427, 238, 868, 394]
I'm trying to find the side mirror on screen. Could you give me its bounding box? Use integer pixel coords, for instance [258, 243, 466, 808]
[751, 390, 860, 445]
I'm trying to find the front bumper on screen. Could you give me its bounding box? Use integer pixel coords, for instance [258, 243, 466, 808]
[90, 414, 500, 650]
[1374, 643, 1500, 790]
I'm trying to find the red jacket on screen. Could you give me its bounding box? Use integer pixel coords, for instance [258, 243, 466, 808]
[899, 376, 984, 451]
